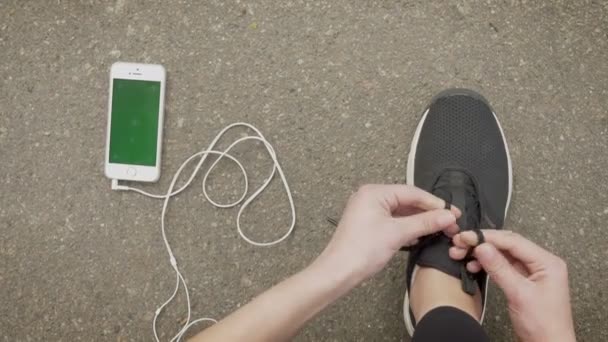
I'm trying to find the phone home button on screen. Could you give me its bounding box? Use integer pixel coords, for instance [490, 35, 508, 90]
[127, 167, 137, 176]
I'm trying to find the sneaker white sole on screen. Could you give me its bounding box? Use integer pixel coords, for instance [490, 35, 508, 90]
[403, 105, 513, 337]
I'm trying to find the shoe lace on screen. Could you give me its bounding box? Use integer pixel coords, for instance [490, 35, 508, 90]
[436, 170, 483, 295]
[431, 171, 481, 230]
[406, 170, 483, 295]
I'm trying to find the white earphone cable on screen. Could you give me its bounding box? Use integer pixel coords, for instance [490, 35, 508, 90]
[111, 123, 296, 341]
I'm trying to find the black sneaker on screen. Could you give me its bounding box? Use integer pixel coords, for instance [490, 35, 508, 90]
[403, 89, 512, 336]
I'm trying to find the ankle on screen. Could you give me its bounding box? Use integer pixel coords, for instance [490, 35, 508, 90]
[409, 266, 482, 323]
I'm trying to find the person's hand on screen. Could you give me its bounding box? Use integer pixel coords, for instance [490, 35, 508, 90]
[450, 230, 576, 342]
[317, 184, 460, 283]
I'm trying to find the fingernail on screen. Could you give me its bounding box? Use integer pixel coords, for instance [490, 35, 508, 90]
[437, 211, 455, 226]
[444, 223, 459, 236]
[474, 243, 493, 259]
[460, 231, 475, 243]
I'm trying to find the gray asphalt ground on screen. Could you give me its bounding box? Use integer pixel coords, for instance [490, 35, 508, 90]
[1, 1, 608, 341]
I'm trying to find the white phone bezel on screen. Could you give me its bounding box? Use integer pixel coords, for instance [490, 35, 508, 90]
[104, 62, 166, 182]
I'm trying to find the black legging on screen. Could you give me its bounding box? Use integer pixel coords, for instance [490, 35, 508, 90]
[412, 306, 489, 342]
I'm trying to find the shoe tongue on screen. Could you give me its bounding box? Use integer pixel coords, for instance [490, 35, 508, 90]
[414, 171, 481, 280]
[432, 170, 480, 230]
[415, 234, 464, 279]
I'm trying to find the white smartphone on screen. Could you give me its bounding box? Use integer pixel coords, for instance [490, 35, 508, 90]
[105, 62, 166, 182]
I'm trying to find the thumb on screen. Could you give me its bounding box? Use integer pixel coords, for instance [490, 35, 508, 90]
[396, 209, 456, 242]
[474, 243, 528, 300]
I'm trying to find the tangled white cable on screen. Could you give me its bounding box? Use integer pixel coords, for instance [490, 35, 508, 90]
[110, 122, 296, 341]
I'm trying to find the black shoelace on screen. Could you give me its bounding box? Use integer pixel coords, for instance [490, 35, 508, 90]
[432, 171, 483, 295]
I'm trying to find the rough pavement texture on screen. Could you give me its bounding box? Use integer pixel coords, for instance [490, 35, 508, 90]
[1, 0, 607, 341]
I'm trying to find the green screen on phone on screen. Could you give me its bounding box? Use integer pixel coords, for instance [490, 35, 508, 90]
[109, 78, 161, 166]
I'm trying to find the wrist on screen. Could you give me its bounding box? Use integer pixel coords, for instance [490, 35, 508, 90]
[306, 251, 365, 298]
